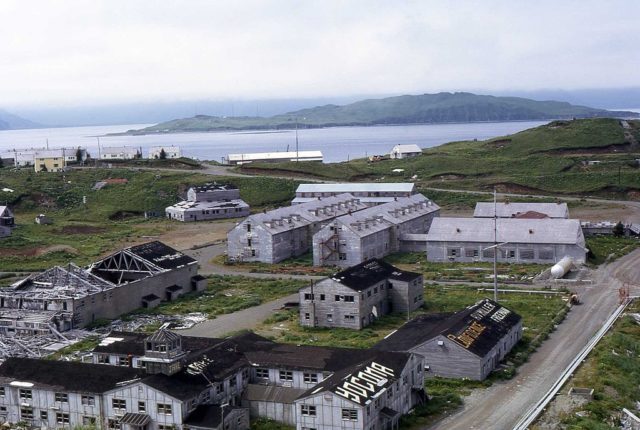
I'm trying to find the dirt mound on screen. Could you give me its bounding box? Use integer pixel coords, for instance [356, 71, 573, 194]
[0, 245, 78, 257]
[491, 182, 549, 195]
[60, 225, 107, 234]
[109, 211, 144, 221]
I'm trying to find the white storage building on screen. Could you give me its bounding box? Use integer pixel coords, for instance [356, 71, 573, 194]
[293, 182, 416, 206]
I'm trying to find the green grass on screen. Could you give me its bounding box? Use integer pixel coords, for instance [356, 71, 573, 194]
[128, 275, 306, 319]
[239, 119, 640, 198]
[46, 336, 101, 361]
[535, 300, 640, 429]
[586, 236, 640, 265]
[215, 252, 335, 277]
[0, 169, 300, 270]
[251, 418, 294, 430]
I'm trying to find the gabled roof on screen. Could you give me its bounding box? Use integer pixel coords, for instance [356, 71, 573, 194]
[392, 144, 422, 153]
[329, 259, 421, 291]
[473, 202, 569, 219]
[191, 183, 237, 193]
[426, 217, 584, 245]
[374, 299, 522, 358]
[145, 328, 182, 343]
[0, 206, 13, 217]
[296, 183, 416, 193]
[128, 241, 197, 270]
[0, 358, 141, 393]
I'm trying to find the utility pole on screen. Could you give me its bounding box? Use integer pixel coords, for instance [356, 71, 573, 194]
[493, 188, 498, 302]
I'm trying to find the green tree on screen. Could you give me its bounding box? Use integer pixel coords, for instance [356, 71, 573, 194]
[159, 148, 167, 160]
[613, 221, 625, 237]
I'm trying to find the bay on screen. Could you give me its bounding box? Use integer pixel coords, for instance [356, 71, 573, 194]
[0, 121, 550, 163]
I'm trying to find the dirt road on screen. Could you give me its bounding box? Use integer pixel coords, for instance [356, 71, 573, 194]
[429, 249, 640, 430]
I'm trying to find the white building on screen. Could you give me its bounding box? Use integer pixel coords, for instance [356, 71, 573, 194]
[100, 146, 139, 160]
[390, 144, 422, 159]
[473, 202, 570, 219]
[225, 151, 323, 165]
[166, 184, 251, 222]
[293, 182, 417, 206]
[425, 217, 587, 264]
[149, 146, 183, 159]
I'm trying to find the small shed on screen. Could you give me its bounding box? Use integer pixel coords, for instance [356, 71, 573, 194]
[390, 144, 422, 159]
[35, 214, 53, 225]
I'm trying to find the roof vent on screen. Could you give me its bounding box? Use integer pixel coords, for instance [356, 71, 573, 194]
[529, 229, 534, 234]
[437, 340, 444, 346]
[456, 228, 461, 233]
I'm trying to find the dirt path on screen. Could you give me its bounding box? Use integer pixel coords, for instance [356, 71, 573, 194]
[179, 293, 300, 338]
[429, 249, 640, 430]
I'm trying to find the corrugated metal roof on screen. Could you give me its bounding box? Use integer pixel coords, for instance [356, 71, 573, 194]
[426, 217, 584, 245]
[227, 150, 323, 162]
[296, 182, 416, 193]
[474, 202, 569, 219]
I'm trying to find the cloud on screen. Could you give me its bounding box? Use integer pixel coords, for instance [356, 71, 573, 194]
[0, 0, 638, 107]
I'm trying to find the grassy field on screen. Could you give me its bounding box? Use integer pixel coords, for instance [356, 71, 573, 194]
[586, 236, 640, 266]
[383, 252, 544, 283]
[213, 252, 335, 277]
[239, 119, 640, 199]
[533, 300, 640, 429]
[0, 168, 300, 270]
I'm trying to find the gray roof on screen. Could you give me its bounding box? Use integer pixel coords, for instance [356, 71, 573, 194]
[228, 150, 322, 162]
[473, 202, 569, 219]
[392, 144, 422, 153]
[244, 193, 367, 234]
[296, 183, 416, 194]
[335, 194, 439, 237]
[0, 206, 12, 217]
[166, 199, 249, 213]
[426, 217, 585, 245]
[243, 384, 306, 404]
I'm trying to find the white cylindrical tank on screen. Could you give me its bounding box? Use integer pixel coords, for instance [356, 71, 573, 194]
[551, 256, 574, 279]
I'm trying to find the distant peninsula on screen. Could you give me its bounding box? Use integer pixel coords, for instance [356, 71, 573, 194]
[115, 92, 639, 135]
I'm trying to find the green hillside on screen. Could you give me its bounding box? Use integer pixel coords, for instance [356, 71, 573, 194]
[119, 93, 637, 134]
[239, 118, 640, 198]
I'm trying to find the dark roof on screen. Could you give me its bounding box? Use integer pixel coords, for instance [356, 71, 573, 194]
[166, 285, 183, 292]
[192, 275, 206, 281]
[192, 183, 237, 193]
[243, 384, 306, 404]
[184, 404, 237, 428]
[374, 299, 522, 358]
[298, 350, 411, 405]
[331, 259, 421, 291]
[146, 329, 182, 343]
[93, 332, 148, 356]
[513, 211, 550, 219]
[142, 294, 160, 301]
[0, 358, 141, 393]
[128, 241, 196, 270]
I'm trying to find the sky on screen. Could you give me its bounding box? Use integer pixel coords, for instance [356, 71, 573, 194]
[1, 0, 639, 108]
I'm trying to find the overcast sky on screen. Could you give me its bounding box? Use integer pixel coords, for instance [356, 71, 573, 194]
[1, 0, 638, 108]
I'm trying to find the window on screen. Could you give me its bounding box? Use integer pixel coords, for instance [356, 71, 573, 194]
[256, 368, 269, 378]
[0, 387, 4, 396]
[118, 356, 129, 366]
[539, 249, 554, 260]
[159, 426, 174, 430]
[344, 295, 355, 302]
[465, 249, 479, 258]
[320, 294, 325, 301]
[300, 405, 316, 416]
[482, 248, 495, 258]
[83, 416, 96, 426]
[344, 315, 355, 321]
[447, 248, 459, 257]
[304, 313, 310, 320]
[335, 295, 341, 301]
[81, 395, 95, 406]
[56, 413, 70, 425]
[339, 253, 347, 260]
[520, 249, 535, 260]
[387, 386, 393, 398]
[246, 224, 251, 232]
[112, 398, 126, 410]
[279, 370, 293, 381]
[55, 392, 68, 402]
[19, 389, 32, 400]
[247, 238, 252, 247]
[304, 293, 314, 300]
[157, 403, 172, 415]
[327, 314, 333, 322]
[303, 373, 318, 384]
[20, 407, 34, 419]
[40, 411, 48, 420]
[367, 290, 372, 297]
[373, 287, 378, 294]
[107, 419, 120, 430]
[138, 401, 146, 413]
[341, 408, 358, 420]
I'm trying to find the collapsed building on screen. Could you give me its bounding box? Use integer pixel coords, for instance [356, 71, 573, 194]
[0, 206, 14, 238]
[312, 194, 440, 267]
[0, 329, 426, 430]
[299, 259, 424, 329]
[227, 193, 368, 263]
[0, 241, 205, 336]
[166, 184, 250, 222]
[375, 298, 523, 380]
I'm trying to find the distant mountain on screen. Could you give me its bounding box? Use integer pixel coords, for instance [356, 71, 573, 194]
[120, 92, 639, 134]
[0, 109, 41, 130]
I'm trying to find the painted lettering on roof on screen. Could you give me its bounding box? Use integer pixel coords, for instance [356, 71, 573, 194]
[334, 361, 395, 404]
[447, 321, 486, 349]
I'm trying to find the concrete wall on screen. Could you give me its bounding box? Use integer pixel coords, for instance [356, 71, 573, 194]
[426, 240, 587, 264]
[188, 188, 240, 202]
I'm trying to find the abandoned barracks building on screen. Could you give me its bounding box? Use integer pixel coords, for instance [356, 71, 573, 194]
[292, 183, 417, 206]
[227, 193, 367, 263]
[0, 329, 426, 430]
[425, 217, 587, 264]
[166, 183, 250, 222]
[473, 202, 570, 219]
[0, 241, 205, 336]
[375, 298, 522, 380]
[299, 259, 424, 330]
[312, 194, 440, 267]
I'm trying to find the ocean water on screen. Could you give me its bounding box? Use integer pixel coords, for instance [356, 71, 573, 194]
[0, 121, 551, 163]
